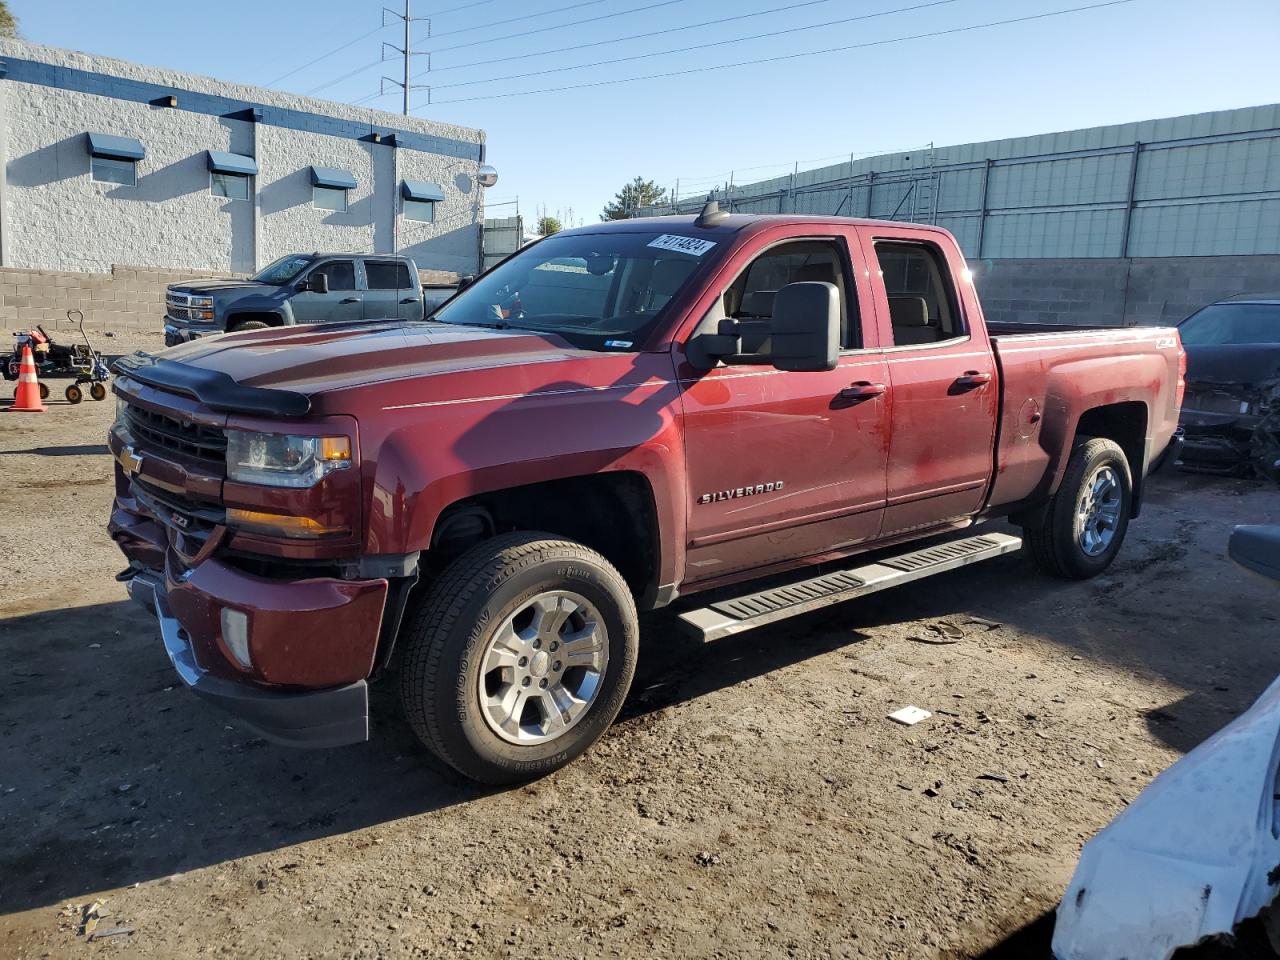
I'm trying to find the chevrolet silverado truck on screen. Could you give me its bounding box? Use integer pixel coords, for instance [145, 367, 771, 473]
[162, 253, 450, 346]
[109, 204, 1184, 784]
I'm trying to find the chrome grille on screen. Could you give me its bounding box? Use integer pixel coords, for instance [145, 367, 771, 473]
[124, 404, 226, 462]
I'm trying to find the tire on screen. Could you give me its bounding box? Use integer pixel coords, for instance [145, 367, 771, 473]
[1025, 437, 1132, 579]
[38, 382, 49, 400]
[230, 320, 269, 332]
[90, 382, 107, 401]
[399, 532, 639, 785]
[65, 383, 82, 404]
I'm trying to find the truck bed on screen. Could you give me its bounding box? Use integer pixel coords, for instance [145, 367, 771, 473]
[984, 323, 1182, 517]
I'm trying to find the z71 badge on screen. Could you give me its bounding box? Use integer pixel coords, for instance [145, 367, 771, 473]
[697, 482, 783, 505]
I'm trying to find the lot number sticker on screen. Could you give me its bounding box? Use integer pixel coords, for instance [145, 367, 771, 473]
[647, 234, 717, 257]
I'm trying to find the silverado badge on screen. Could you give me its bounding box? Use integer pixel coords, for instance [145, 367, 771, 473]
[698, 482, 784, 505]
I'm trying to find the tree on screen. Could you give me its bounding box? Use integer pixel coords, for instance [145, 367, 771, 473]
[600, 177, 666, 221]
[537, 215, 562, 237]
[0, 1, 17, 38]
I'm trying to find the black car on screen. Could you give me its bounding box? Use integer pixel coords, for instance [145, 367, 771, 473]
[1177, 294, 1280, 477]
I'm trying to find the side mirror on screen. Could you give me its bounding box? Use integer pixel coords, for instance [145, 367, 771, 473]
[768, 282, 840, 372]
[686, 281, 839, 372]
[456, 275, 478, 293]
[305, 272, 330, 295]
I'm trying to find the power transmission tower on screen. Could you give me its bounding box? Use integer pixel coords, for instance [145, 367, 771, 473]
[382, 1, 431, 115]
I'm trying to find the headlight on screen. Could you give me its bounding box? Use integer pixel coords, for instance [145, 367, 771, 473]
[225, 431, 352, 488]
[192, 296, 214, 307]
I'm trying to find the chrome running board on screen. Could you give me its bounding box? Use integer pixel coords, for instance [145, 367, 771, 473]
[678, 532, 1023, 642]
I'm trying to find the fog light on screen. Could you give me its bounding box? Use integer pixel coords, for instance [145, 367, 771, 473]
[220, 607, 251, 670]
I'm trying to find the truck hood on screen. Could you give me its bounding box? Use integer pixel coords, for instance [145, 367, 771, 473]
[151, 319, 613, 402]
[1184, 343, 1280, 387]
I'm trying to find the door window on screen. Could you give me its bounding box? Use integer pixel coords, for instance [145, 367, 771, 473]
[366, 260, 415, 290]
[874, 241, 964, 346]
[309, 260, 356, 291]
[722, 239, 857, 349]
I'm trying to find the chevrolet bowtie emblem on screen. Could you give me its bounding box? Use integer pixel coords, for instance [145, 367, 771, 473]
[117, 444, 144, 475]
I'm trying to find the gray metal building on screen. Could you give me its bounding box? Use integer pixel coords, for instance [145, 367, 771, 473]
[642, 104, 1280, 326]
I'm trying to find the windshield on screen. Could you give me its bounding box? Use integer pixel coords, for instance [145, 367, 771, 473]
[252, 254, 313, 286]
[431, 231, 718, 350]
[1178, 303, 1280, 345]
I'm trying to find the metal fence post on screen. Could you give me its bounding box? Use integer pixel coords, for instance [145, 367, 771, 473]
[1119, 141, 1142, 258]
[975, 158, 993, 258]
[865, 171, 874, 218]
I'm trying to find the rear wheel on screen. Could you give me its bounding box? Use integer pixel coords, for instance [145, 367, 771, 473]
[1025, 437, 1132, 579]
[64, 383, 82, 404]
[38, 382, 49, 400]
[399, 532, 639, 785]
[90, 382, 107, 401]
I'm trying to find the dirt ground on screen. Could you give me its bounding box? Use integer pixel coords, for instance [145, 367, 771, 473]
[1, 330, 1278, 959]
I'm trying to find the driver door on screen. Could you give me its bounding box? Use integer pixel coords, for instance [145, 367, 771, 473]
[292, 259, 361, 324]
[676, 228, 890, 585]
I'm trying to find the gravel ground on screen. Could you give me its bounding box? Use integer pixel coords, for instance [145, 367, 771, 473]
[1, 333, 1277, 959]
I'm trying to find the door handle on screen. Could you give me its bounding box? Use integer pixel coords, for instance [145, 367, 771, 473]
[953, 370, 992, 389]
[838, 381, 886, 400]
[399, 297, 418, 304]
[339, 297, 360, 304]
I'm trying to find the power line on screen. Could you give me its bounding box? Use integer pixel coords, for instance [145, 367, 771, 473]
[423, 0, 686, 57]
[407, 0, 842, 75]
[428, 0, 610, 40]
[428, 0, 963, 91]
[424, 0, 1137, 105]
[263, 25, 387, 87]
[263, 0, 501, 90]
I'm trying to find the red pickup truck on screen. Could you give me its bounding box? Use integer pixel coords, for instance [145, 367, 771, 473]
[108, 206, 1184, 783]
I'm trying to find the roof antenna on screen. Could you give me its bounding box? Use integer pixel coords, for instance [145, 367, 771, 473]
[695, 199, 729, 228]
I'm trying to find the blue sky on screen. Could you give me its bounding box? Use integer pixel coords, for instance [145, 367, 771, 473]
[11, 0, 1280, 225]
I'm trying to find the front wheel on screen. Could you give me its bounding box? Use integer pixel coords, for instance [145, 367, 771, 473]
[1025, 436, 1132, 579]
[399, 533, 639, 785]
[65, 383, 83, 404]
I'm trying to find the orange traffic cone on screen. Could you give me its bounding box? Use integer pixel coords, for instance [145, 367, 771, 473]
[8, 342, 46, 412]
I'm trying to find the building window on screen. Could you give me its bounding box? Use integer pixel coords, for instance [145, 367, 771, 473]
[211, 171, 251, 201]
[313, 185, 348, 212]
[403, 198, 435, 222]
[91, 155, 136, 186]
[86, 132, 145, 187]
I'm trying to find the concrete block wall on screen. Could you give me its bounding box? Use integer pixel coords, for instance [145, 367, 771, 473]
[970, 254, 1280, 327]
[0, 263, 244, 333]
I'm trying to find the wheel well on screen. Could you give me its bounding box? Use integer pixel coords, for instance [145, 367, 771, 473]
[227, 312, 282, 329]
[428, 472, 661, 606]
[1076, 401, 1148, 515]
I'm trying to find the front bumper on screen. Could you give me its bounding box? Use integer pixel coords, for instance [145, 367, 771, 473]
[111, 506, 387, 749]
[1178, 409, 1261, 472]
[163, 318, 221, 347]
[127, 571, 370, 748]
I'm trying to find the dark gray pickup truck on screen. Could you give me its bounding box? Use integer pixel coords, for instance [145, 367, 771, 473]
[163, 253, 457, 345]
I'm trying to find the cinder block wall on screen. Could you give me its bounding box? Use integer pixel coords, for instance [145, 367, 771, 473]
[0, 262, 462, 333]
[0, 263, 244, 333]
[970, 254, 1280, 326]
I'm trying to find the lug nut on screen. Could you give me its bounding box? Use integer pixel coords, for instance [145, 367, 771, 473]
[539, 678, 548, 688]
[549, 641, 559, 652]
[518, 656, 528, 667]
[521, 677, 531, 687]
[553, 661, 562, 672]
[533, 640, 542, 650]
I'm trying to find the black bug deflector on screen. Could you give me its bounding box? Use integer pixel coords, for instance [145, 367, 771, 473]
[113, 352, 311, 417]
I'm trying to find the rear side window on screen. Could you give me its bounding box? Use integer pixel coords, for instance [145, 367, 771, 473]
[310, 260, 356, 291]
[366, 260, 414, 290]
[875, 241, 964, 346]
